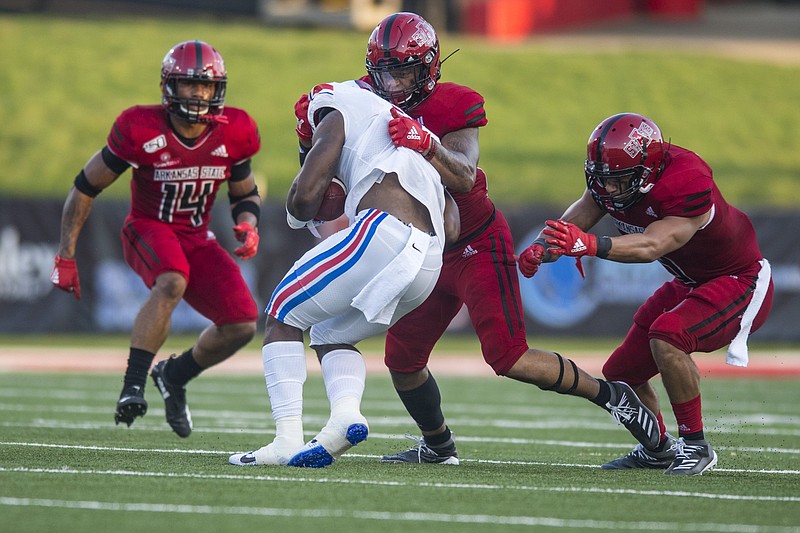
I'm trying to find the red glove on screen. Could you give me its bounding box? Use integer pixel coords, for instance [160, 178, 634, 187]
[543, 219, 597, 257]
[543, 219, 599, 279]
[50, 255, 81, 300]
[233, 222, 259, 260]
[388, 107, 436, 160]
[515, 241, 546, 278]
[294, 93, 312, 143]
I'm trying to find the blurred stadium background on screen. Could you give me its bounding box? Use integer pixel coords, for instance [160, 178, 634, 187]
[0, 0, 798, 347]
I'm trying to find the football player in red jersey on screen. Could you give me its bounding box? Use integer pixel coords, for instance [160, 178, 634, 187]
[50, 40, 263, 438]
[518, 113, 774, 475]
[294, 12, 664, 465]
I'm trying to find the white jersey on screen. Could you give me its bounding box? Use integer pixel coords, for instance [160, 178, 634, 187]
[306, 80, 446, 248]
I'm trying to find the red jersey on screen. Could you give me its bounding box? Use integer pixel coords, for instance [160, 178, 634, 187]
[606, 146, 763, 285]
[107, 105, 260, 229]
[359, 77, 495, 239]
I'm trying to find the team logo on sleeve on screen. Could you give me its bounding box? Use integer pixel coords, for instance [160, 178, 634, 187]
[624, 122, 655, 159]
[143, 135, 167, 154]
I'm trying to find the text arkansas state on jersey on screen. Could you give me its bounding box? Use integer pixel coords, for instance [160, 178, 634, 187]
[107, 105, 260, 228]
[606, 146, 763, 285]
[360, 76, 493, 240]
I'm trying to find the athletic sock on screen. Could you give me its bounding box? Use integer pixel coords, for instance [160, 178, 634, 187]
[672, 394, 704, 439]
[262, 341, 307, 441]
[424, 425, 453, 448]
[590, 379, 612, 407]
[123, 348, 155, 388]
[396, 372, 446, 433]
[321, 349, 366, 413]
[165, 348, 202, 388]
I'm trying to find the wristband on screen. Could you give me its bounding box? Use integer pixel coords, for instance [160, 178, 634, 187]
[286, 208, 310, 230]
[232, 200, 261, 225]
[423, 139, 438, 161]
[596, 236, 612, 259]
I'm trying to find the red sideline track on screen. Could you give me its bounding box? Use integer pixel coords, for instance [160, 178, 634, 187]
[1, 347, 799, 378]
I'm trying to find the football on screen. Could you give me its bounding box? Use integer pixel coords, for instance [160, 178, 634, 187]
[315, 177, 347, 221]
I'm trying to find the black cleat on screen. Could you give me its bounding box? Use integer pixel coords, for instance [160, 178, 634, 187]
[150, 359, 192, 438]
[380, 435, 460, 465]
[114, 384, 148, 427]
[604, 381, 661, 451]
[664, 438, 718, 476]
[602, 434, 677, 470]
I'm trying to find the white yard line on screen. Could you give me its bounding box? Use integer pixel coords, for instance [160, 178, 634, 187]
[2, 441, 799, 475]
[0, 496, 798, 532]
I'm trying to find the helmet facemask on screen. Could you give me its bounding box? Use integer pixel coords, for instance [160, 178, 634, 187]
[586, 158, 653, 212]
[160, 40, 227, 124]
[367, 55, 437, 110]
[162, 76, 226, 123]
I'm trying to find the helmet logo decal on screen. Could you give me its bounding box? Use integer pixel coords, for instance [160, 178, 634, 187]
[624, 121, 655, 159]
[411, 22, 436, 48]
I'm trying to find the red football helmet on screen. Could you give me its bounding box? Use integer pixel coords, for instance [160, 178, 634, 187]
[585, 113, 667, 211]
[365, 12, 441, 110]
[161, 40, 227, 123]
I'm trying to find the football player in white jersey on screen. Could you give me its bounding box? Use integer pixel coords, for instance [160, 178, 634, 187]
[229, 80, 456, 468]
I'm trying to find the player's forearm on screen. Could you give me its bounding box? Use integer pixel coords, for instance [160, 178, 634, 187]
[57, 188, 94, 258]
[604, 233, 665, 263]
[429, 143, 476, 194]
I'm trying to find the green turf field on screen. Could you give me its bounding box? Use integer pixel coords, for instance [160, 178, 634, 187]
[1, 370, 798, 532]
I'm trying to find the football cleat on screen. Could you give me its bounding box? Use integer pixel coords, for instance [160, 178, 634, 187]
[664, 437, 717, 476]
[380, 434, 460, 465]
[604, 381, 660, 451]
[150, 358, 192, 438]
[602, 434, 676, 470]
[287, 414, 369, 468]
[228, 436, 305, 466]
[114, 384, 148, 427]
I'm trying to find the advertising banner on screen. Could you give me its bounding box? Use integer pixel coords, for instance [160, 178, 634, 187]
[1, 199, 798, 341]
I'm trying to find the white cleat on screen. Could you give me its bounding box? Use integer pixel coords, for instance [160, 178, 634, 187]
[288, 414, 369, 468]
[228, 437, 304, 466]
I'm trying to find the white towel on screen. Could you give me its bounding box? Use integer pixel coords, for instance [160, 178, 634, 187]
[351, 229, 430, 325]
[726, 258, 771, 367]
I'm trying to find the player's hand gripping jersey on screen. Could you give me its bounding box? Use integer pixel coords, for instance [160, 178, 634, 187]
[107, 105, 260, 228]
[306, 80, 446, 248]
[360, 76, 493, 241]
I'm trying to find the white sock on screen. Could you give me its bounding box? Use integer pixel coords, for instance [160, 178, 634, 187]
[262, 341, 306, 440]
[321, 349, 366, 417]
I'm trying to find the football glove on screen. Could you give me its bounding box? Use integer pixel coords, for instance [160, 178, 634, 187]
[543, 219, 598, 257]
[233, 222, 259, 260]
[50, 255, 81, 300]
[515, 239, 547, 278]
[294, 93, 312, 143]
[543, 219, 600, 279]
[388, 107, 436, 160]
